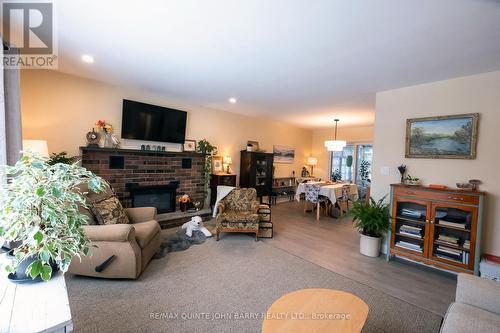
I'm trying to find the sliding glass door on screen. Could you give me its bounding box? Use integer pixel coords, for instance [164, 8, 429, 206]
[330, 143, 373, 199]
[331, 145, 355, 182]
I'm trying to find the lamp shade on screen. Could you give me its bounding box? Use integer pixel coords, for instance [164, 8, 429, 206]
[307, 157, 317, 166]
[22, 140, 49, 157]
[224, 156, 232, 164]
[324, 140, 347, 152]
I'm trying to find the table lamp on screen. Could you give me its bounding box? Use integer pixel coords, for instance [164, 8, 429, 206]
[22, 140, 49, 157]
[224, 156, 232, 174]
[307, 157, 317, 176]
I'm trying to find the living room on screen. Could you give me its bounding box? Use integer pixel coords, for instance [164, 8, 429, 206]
[1, 1, 500, 333]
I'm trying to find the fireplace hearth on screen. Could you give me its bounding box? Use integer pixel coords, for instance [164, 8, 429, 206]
[129, 183, 179, 214]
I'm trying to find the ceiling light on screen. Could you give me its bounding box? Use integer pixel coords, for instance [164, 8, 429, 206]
[228, 97, 237, 104]
[81, 54, 94, 63]
[324, 119, 347, 152]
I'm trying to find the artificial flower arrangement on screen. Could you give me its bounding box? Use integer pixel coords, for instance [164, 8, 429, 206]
[178, 194, 191, 212]
[95, 119, 113, 133]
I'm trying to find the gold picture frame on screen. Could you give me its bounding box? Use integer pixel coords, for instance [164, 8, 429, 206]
[405, 113, 479, 159]
[211, 156, 224, 174]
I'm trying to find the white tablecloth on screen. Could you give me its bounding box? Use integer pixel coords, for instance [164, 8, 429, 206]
[295, 182, 359, 203]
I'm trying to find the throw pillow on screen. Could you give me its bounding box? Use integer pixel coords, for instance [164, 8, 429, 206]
[91, 195, 130, 225]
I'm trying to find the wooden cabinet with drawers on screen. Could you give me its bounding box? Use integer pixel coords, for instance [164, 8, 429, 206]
[388, 184, 485, 275]
[210, 174, 237, 206]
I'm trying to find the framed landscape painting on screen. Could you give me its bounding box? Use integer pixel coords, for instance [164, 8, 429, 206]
[273, 145, 295, 163]
[405, 113, 479, 159]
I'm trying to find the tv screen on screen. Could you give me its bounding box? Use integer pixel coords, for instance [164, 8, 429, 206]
[121, 99, 187, 144]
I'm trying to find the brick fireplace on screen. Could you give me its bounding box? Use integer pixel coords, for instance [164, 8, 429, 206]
[80, 147, 206, 221]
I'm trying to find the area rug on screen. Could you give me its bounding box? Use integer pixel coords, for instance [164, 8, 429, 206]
[66, 233, 443, 333]
[154, 228, 207, 258]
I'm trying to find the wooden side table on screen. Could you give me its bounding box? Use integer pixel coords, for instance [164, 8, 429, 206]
[0, 253, 73, 333]
[262, 289, 368, 333]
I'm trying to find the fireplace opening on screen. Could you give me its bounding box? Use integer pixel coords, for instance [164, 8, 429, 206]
[129, 182, 179, 214]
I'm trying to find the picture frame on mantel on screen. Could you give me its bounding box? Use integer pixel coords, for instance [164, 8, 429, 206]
[183, 139, 197, 152]
[405, 113, 479, 159]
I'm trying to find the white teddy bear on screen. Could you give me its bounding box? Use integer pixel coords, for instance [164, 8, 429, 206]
[181, 216, 212, 238]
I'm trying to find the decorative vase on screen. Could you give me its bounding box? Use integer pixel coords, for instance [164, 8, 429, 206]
[102, 132, 113, 148]
[180, 202, 188, 212]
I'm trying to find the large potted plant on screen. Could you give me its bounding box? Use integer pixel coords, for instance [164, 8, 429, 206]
[197, 139, 217, 208]
[351, 196, 390, 257]
[0, 153, 105, 282]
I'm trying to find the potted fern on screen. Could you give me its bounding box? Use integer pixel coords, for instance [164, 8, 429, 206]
[0, 153, 105, 282]
[351, 196, 390, 257]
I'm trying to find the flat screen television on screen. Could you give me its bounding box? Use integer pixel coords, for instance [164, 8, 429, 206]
[121, 99, 187, 143]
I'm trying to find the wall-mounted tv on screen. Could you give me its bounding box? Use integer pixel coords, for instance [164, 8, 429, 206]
[121, 99, 187, 144]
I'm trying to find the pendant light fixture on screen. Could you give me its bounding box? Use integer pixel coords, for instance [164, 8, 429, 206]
[324, 119, 347, 152]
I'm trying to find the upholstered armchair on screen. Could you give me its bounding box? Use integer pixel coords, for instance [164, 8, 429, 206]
[68, 183, 161, 279]
[216, 188, 260, 241]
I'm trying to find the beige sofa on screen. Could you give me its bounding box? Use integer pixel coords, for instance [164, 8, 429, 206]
[68, 184, 161, 279]
[440, 273, 500, 333]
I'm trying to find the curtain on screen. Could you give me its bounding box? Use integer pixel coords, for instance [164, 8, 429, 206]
[0, 39, 22, 165]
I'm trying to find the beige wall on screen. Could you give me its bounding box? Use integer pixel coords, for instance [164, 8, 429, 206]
[20, 70, 312, 182]
[372, 70, 500, 256]
[311, 126, 374, 180]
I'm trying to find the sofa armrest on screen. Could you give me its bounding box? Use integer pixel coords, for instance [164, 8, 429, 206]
[456, 273, 500, 315]
[124, 207, 157, 223]
[83, 224, 135, 242]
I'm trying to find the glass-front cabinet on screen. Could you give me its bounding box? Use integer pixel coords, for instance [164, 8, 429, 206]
[429, 203, 477, 271]
[389, 184, 485, 275]
[239, 151, 274, 198]
[391, 199, 429, 257]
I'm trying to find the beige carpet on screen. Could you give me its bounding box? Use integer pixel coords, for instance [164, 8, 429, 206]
[66, 233, 443, 333]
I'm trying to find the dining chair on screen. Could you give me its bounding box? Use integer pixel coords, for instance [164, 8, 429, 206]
[304, 183, 328, 220]
[338, 184, 353, 217]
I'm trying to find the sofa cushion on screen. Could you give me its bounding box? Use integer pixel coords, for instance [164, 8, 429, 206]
[76, 181, 115, 225]
[220, 211, 260, 224]
[222, 188, 259, 212]
[133, 220, 161, 248]
[440, 302, 500, 333]
[91, 196, 130, 225]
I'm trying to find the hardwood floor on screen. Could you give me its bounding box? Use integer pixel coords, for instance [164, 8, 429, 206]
[264, 201, 456, 316]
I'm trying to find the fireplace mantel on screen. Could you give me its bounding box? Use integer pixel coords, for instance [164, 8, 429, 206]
[80, 146, 206, 157]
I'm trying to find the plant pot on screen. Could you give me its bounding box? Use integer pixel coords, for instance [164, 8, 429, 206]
[7, 255, 59, 284]
[359, 233, 381, 257]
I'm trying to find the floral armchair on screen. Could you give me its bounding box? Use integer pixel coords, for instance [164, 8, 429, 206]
[216, 188, 260, 241]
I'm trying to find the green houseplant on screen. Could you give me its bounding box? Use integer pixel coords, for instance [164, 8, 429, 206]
[351, 196, 390, 257]
[47, 151, 78, 165]
[197, 139, 217, 206]
[0, 153, 106, 282]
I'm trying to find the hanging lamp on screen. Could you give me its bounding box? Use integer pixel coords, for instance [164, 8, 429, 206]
[324, 119, 347, 152]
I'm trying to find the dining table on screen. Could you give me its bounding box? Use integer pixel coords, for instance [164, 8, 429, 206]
[295, 181, 359, 204]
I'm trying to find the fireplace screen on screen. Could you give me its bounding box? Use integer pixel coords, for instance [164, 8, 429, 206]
[129, 184, 178, 214]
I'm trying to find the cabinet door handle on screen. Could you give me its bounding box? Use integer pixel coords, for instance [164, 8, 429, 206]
[448, 196, 464, 201]
[404, 191, 416, 195]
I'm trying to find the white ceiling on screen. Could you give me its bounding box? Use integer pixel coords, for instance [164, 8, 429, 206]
[50, 0, 500, 128]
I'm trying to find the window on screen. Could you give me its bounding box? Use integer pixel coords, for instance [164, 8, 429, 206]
[330, 143, 373, 187]
[331, 145, 355, 182]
